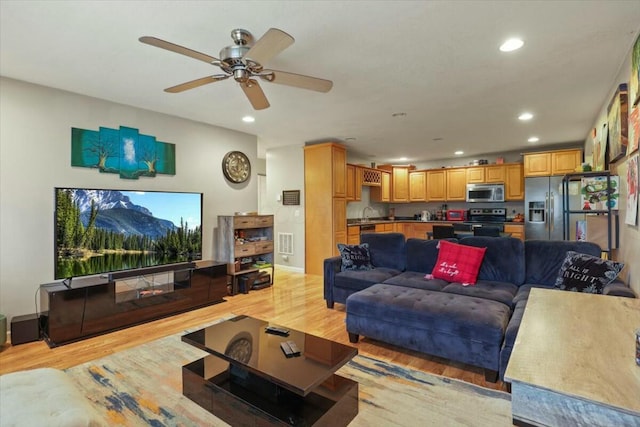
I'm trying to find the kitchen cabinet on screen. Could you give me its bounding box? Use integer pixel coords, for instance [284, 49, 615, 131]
[361, 167, 382, 186]
[374, 223, 394, 233]
[485, 165, 506, 183]
[304, 142, 347, 275]
[370, 170, 391, 202]
[333, 198, 347, 252]
[466, 167, 485, 184]
[378, 165, 412, 202]
[406, 223, 434, 239]
[409, 171, 427, 201]
[332, 146, 347, 198]
[347, 225, 360, 245]
[426, 170, 446, 201]
[552, 149, 582, 175]
[346, 164, 362, 201]
[467, 165, 506, 184]
[524, 149, 582, 177]
[446, 168, 467, 201]
[504, 223, 525, 241]
[505, 163, 524, 200]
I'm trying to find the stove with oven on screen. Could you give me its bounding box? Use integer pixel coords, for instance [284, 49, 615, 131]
[465, 208, 507, 231]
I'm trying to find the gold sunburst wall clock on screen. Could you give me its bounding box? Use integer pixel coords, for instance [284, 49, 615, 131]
[222, 151, 251, 183]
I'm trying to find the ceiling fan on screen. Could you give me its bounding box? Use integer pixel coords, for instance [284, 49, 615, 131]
[139, 28, 333, 110]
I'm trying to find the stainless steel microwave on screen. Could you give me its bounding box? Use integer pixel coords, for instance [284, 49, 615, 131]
[466, 183, 505, 203]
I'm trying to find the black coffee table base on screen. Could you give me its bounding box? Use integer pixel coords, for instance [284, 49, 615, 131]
[183, 355, 358, 426]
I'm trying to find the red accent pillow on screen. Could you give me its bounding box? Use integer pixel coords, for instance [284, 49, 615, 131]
[431, 240, 487, 284]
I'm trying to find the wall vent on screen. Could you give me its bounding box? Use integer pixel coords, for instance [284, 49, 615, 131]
[278, 233, 294, 255]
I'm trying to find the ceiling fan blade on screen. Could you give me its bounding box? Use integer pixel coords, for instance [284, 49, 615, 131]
[262, 70, 333, 93]
[139, 36, 219, 64]
[164, 75, 230, 93]
[240, 79, 270, 110]
[244, 28, 294, 65]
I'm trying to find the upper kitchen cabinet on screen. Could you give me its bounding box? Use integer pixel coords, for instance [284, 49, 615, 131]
[551, 149, 582, 175]
[378, 165, 413, 202]
[304, 142, 347, 276]
[332, 146, 347, 197]
[466, 167, 485, 184]
[467, 165, 505, 184]
[505, 163, 524, 200]
[370, 170, 391, 202]
[485, 165, 506, 183]
[409, 170, 427, 202]
[524, 149, 582, 177]
[426, 170, 446, 201]
[446, 168, 467, 201]
[346, 164, 362, 201]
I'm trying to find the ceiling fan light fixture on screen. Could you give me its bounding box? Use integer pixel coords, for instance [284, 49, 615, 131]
[140, 27, 332, 110]
[500, 38, 524, 52]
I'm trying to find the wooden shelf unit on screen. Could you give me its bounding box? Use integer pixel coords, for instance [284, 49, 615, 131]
[217, 214, 274, 294]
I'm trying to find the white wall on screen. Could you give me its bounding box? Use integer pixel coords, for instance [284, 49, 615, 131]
[0, 77, 258, 322]
[265, 145, 305, 272]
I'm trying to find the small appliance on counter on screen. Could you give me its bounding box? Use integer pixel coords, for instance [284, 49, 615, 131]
[420, 210, 432, 221]
[446, 209, 466, 221]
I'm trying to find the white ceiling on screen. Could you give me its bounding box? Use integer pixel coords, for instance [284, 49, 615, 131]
[1, 1, 639, 163]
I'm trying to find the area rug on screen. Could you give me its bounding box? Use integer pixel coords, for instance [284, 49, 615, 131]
[65, 314, 512, 426]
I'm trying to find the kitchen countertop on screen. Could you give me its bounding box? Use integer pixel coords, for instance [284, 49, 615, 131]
[347, 218, 524, 226]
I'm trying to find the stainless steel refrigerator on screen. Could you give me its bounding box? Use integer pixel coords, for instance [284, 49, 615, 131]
[525, 176, 582, 241]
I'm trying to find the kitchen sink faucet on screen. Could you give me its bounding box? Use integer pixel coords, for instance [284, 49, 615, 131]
[362, 206, 375, 220]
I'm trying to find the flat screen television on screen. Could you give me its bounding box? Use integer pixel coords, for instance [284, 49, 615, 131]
[54, 187, 203, 280]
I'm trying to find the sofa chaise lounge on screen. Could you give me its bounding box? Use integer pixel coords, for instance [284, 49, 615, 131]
[323, 233, 636, 381]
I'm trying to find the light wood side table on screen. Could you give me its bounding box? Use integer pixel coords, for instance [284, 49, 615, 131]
[504, 288, 640, 427]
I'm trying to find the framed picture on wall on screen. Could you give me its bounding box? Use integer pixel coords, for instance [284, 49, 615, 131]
[629, 106, 639, 154]
[630, 34, 640, 107]
[607, 83, 628, 164]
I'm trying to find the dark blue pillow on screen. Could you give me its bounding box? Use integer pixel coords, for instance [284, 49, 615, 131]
[337, 243, 373, 272]
[555, 251, 624, 294]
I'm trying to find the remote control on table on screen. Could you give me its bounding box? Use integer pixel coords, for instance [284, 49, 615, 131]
[280, 341, 295, 358]
[265, 326, 290, 336]
[286, 340, 301, 357]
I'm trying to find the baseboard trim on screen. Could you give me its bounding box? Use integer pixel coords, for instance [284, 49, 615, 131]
[274, 264, 304, 273]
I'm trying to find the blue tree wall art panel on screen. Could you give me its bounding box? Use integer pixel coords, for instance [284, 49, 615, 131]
[71, 126, 176, 179]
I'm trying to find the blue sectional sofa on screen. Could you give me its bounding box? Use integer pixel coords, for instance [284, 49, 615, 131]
[323, 233, 636, 381]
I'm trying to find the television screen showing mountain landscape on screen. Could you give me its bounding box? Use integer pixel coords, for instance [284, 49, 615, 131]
[55, 188, 202, 279]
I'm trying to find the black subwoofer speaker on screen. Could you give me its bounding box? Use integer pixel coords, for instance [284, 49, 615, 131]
[10, 313, 41, 345]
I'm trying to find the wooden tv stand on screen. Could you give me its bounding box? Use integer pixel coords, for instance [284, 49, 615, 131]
[40, 260, 227, 347]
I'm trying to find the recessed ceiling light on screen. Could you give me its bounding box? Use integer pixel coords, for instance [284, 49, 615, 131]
[454, 151, 464, 155]
[242, 116, 255, 123]
[528, 136, 540, 143]
[432, 137, 444, 141]
[344, 137, 357, 142]
[500, 38, 524, 52]
[392, 112, 407, 117]
[398, 157, 408, 161]
[518, 112, 534, 121]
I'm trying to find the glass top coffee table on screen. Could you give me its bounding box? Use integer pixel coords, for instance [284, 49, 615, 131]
[181, 315, 359, 426]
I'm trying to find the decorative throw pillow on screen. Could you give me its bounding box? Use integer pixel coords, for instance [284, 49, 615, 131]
[430, 240, 487, 285]
[337, 243, 373, 272]
[555, 251, 624, 294]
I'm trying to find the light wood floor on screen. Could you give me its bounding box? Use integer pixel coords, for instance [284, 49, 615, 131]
[0, 268, 507, 391]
